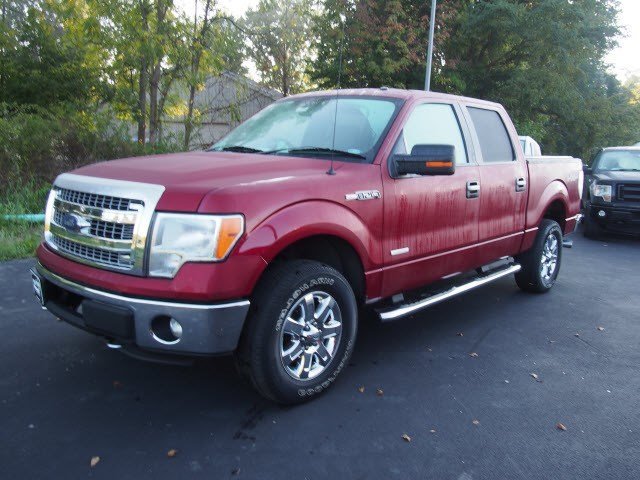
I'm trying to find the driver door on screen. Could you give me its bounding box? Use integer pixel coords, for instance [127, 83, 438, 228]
[381, 102, 480, 298]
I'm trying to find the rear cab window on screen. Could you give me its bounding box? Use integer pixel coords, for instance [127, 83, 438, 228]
[467, 107, 515, 163]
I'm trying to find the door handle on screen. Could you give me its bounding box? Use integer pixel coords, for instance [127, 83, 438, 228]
[466, 180, 480, 199]
[516, 177, 527, 192]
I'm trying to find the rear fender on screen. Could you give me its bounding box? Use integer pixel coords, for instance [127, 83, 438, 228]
[522, 180, 570, 250]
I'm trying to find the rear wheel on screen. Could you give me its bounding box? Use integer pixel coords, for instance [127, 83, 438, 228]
[515, 219, 563, 293]
[235, 260, 357, 404]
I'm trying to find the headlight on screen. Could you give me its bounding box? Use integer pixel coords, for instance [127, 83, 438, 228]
[149, 213, 244, 278]
[590, 183, 612, 202]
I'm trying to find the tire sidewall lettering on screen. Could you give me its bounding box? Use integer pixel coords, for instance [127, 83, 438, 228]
[275, 276, 335, 332]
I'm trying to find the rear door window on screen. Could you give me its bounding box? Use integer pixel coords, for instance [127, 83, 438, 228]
[467, 107, 515, 163]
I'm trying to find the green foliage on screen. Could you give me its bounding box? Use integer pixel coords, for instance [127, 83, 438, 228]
[0, 1, 106, 107]
[0, 179, 49, 261]
[311, 0, 640, 160]
[244, 0, 313, 95]
[0, 103, 182, 192]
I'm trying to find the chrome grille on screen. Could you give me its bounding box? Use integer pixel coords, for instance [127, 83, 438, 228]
[57, 188, 141, 211]
[53, 210, 135, 241]
[45, 174, 165, 275]
[51, 235, 133, 269]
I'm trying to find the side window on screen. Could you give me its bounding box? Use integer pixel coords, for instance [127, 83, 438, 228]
[401, 103, 468, 164]
[467, 107, 515, 163]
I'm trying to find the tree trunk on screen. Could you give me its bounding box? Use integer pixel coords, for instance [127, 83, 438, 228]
[137, 0, 150, 146]
[149, 62, 161, 144]
[138, 56, 147, 146]
[184, 0, 213, 150]
[149, 0, 170, 145]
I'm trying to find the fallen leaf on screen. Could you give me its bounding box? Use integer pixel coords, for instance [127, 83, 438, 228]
[167, 449, 178, 458]
[427, 348, 433, 352]
[231, 467, 241, 476]
[574, 333, 580, 337]
[530, 373, 542, 382]
[472, 419, 480, 426]
[597, 326, 605, 331]
[358, 386, 365, 393]
[113, 380, 123, 388]
[376, 388, 384, 396]
[456, 332, 464, 337]
[90, 456, 100, 468]
[556, 423, 567, 431]
[401, 433, 411, 442]
[429, 429, 436, 434]
[469, 352, 479, 358]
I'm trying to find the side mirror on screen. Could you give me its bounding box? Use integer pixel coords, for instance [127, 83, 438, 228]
[391, 144, 456, 177]
[583, 164, 592, 175]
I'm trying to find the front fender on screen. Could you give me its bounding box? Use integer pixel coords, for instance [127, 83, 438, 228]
[238, 200, 381, 270]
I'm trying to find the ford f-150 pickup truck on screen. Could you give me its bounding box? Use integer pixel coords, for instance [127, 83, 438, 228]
[31, 89, 582, 403]
[582, 146, 640, 237]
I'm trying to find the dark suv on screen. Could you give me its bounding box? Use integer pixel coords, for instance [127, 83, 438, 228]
[583, 146, 640, 237]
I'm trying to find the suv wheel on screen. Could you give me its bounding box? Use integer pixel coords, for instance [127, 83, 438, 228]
[515, 219, 563, 293]
[235, 260, 357, 404]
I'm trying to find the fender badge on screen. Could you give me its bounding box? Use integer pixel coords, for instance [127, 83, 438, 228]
[345, 190, 381, 201]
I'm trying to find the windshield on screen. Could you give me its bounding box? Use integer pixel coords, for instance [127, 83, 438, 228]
[210, 96, 403, 163]
[594, 150, 640, 172]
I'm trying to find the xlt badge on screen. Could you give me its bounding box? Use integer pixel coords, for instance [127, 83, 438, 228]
[345, 190, 381, 201]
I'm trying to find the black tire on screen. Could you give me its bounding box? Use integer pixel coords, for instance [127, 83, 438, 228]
[515, 219, 563, 293]
[583, 212, 603, 239]
[234, 260, 358, 404]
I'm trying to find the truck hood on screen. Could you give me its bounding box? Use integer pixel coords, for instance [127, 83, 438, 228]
[71, 151, 341, 211]
[592, 170, 640, 183]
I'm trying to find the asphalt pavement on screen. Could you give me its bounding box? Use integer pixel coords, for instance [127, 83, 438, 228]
[1, 230, 639, 479]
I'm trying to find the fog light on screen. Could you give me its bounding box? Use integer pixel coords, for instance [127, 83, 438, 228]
[169, 318, 183, 339]
[151, 316, 182, 344]
[598, 210, 606, 218]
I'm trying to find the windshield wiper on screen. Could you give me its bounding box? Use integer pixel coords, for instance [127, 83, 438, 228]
[265, 147, 367, 160]
[213, 145, 264, 153]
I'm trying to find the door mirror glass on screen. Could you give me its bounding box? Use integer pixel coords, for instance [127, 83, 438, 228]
[391, 144, 456, 177]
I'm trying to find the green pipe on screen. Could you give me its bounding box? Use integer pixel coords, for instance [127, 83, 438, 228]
[2, 214, 45, 222]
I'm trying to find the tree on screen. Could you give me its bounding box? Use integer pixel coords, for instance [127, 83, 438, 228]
[309, 0, 462, 90]
[0, 0, 104, 107]
[244, 0, 313, 96]
[310, 0, 640, 159]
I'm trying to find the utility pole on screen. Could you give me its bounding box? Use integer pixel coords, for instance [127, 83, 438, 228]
[424, 0, 437, 91]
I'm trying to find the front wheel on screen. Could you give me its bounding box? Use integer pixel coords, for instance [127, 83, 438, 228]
[235, 260, 358, 404]
[515, 219, 563, 293]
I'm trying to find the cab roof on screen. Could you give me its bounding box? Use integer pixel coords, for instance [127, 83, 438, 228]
[286, 87, 503, 109]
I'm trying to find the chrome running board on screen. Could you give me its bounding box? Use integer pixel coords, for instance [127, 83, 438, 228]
[377, 264, 521, 322]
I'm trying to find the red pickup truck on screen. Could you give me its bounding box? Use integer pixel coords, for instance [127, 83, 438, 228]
[31, 89, 582, 403]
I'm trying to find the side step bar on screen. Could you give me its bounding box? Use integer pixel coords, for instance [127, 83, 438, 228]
[377, 264, 521, 322]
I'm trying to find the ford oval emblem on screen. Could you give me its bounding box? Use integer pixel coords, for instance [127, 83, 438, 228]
[61, 213, 84, 232]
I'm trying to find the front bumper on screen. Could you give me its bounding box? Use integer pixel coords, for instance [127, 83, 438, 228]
[586, 203, 640, 233]
[32, 263, 250, 357]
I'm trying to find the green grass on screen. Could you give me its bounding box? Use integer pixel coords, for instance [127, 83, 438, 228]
[0, 220, 43, 261]
[0, 182, 49, 261]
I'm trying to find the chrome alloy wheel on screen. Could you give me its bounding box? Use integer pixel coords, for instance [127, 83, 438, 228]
[279, 291, 343, 381]
[540, 233, 559, 282]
